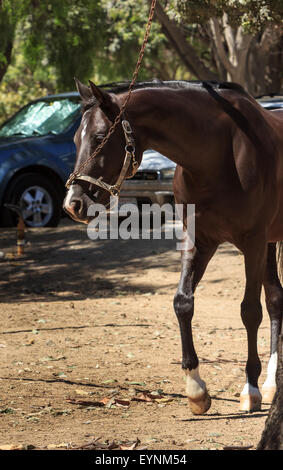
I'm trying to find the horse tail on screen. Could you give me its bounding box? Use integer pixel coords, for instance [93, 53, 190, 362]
[278, 242, 283, 283]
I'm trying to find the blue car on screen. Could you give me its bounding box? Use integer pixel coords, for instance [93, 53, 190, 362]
[0, 92, 82, 227]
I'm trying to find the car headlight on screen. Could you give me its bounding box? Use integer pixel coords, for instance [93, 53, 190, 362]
[160, 167, 175, 179]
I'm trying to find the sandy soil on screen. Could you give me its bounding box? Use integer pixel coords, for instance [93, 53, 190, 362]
[0, 219, 273, 451]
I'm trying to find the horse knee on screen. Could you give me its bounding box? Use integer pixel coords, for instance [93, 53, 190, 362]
[174, 291, 194, 321]
[240, 298, 263, 328]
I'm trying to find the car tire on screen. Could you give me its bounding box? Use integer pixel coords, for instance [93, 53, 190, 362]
[3, 173, 63, 227]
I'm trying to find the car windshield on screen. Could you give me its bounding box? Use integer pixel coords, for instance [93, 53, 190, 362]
[0, 98, 80, 137]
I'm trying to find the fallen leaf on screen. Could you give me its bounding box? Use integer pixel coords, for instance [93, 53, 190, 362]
[75, 389, 89, 396]
[102, 379, 118, 385]
[119, 438, 140, 450]
[147, 392, 164, 400]
[66, 398, 105, 407]
[0, 444, 19, 450]
[70, 438, 104, 450]
[55, 372, 67, 378]
[47, 443, 69, 449]
[67, 396, 130, 409]
[113, 399, 130, 408]
[127, 381, 146, 387]
[155, 397, 173, 403]
[0, 444, 34, 450]
[105, 397, 117, 408]
[25, 339, 35, 346]
[99, 397, 110, 406]
[41, 356, 66, 362]
[132, 393, 153, 403]
[132, 392, 164, 403]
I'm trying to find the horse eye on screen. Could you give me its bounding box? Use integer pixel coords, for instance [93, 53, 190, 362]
[90, 134, 104, 148]
[95, 134, 104, 143]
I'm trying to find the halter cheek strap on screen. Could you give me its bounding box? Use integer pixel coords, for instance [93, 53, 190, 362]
[65, 119, 139, 197]
[71, 149, 133, 197]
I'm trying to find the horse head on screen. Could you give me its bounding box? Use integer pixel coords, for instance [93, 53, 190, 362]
[63, 79, 142, 223]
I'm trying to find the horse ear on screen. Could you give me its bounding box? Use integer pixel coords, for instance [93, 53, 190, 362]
[89, 80, 112, 108]
[74, 78, 92, 101]
[88, 80, 118, 121]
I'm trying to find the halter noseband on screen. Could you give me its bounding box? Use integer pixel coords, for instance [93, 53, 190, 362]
[65, 118, 139, 197]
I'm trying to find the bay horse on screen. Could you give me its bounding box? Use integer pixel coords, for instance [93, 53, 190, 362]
[64, 79, 283, 415]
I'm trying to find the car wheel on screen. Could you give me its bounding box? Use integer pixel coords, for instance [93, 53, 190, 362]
[3, 173, 62, 227]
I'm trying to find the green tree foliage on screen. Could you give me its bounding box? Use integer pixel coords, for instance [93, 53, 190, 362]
[0, 1, 20, 82]
[177, 0, 283, 30]
[166, 0, 283, 94]
[0, 1, 39, 120]
[21, 0, 106, 91]
[99, 0, 185, 82]
[0, 0, 282, 122]
[1, 0, 179, 91]
[0, 0, 180, 122]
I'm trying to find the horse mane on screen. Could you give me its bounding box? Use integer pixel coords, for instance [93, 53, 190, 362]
[80, 79, 251, 112]
[102, 79, 249, 95]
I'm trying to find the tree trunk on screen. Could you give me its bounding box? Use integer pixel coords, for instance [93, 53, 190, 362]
[0, 5, 16, 86]
[155, 2, 283, 95]
[0, 40, 13, 83]
[154, 0, 217, 80]
[247, 26, 283, 96]
[208, 15, 253, 88]
[257, 319, 283, 450]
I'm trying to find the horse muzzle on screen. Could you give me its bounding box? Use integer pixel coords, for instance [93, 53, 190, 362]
[63, 185, 90, 224]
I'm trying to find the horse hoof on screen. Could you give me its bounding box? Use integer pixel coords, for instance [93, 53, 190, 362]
[261, 387, 276, 404]
[239, 393, 261, 412]
[188, 390, 211, 415]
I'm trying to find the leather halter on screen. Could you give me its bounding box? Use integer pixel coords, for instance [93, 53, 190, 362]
[65, 117, 139, 197]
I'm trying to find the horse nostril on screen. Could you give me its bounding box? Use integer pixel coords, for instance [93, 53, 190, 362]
[65, 199, 82, 216]
[72, 199, 82, 214]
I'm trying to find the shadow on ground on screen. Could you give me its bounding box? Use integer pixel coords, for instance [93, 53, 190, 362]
[0, 219, 182, 303]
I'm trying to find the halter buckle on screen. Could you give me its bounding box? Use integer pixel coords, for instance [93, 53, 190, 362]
[110, 185, 120, 197]
[122, 120, 133, 134]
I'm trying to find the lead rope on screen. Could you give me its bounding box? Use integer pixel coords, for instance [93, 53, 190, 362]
[66, 0, 157, 188]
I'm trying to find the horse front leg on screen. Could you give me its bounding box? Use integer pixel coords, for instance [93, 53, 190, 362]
[262, 243, 283, 403]
[239, 236, 267, 412]
[174, 239, 217, 415]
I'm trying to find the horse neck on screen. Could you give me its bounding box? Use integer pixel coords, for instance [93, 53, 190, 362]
[120, 88, 226, 172]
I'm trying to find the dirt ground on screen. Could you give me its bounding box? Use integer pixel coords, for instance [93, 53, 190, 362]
[0, 219, 274, 451]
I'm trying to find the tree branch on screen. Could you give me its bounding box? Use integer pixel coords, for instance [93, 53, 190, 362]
[222, 12, 237, 65]
[209, 17, 235, 76]
[0, 40, 13, 82]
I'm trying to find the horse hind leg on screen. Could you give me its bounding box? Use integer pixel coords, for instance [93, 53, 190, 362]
[262, 243, 283, 404]
[174, 241, 217, 415]
[239, 237, 267, 412]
